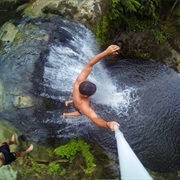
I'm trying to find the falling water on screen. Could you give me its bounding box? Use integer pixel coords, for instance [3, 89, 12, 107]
[41, 24, 138, 118]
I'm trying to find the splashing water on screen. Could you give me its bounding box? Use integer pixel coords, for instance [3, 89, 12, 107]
[42, 22, 138, 117]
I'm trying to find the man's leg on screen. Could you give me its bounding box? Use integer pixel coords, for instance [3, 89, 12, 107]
[15, 144, 33, 158]
[4, 133, 19, 146]
[63, 111, 81, 118]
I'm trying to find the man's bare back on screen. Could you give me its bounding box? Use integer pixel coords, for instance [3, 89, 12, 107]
[63, 45, 120, 131]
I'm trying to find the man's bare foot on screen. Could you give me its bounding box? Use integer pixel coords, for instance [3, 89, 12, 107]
[11, 133, 20, 145]
[25, 144, 34, 153]
[63, 113, 67, 119]
[65, 100, 73, 106]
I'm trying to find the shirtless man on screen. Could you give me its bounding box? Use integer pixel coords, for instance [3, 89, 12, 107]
[63, 45, 120, 131]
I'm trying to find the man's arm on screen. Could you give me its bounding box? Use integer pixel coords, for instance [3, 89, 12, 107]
[81, 105, 120, 131]
[76, 45, 120, 83]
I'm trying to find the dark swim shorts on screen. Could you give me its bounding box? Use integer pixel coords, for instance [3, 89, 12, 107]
[73, 103, 82, 115]
[0, 142, 16, 165]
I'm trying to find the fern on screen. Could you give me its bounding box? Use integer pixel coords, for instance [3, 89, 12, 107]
[54, 138, 96, 175]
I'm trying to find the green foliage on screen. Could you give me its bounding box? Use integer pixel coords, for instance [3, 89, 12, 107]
[48, 162, 60, 176]
[175, 10, 180, 26]
[151, 27, 170, 44]
[175, 16, 180, 26]
[55, 138, 96, 175]
[20, 156, 47, 177]
[124, 15, 155, 32]
[16, 138, 97, 179]
[119, 0, 141, 12]
[94, 16, 111, 45]
[60, 168, 66, 176]
[138, 0, 159, 19]
[55, 139, 80, 162]
[79, 139, 96, 174]
[94, 0, 162, 45]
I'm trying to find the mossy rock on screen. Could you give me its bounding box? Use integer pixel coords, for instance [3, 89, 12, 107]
[13, 96, 35, 109]
[0, 21, 18, 45]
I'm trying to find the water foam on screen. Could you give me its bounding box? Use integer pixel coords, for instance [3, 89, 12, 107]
[42, 21, 138, 115]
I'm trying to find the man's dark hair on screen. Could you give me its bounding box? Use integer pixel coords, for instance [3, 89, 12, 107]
[79, 81, 96, 96]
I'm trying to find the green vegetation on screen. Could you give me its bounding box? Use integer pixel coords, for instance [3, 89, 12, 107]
[19, 155, 47, 177]
[175, 6, 180, 26]
[15, 138, 97, 179]
[151, 27, 170, 44]
[93, 0, 179, 46]
[55, 138, 96, 175]
[48, 161, 60, 176]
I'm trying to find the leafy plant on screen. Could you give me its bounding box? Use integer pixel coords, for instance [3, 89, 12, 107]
[79, 139, 96, 174]
[55, 139, 80, 162]
[48, 161, 60, 176]
[54, 138, 96, 175]
[94, 0, 160, 45]
[151, 27, 170, 44]
[19, 156, 47, 177]
[60, 168, 66, 176]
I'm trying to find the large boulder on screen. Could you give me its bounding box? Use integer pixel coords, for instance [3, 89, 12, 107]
[17, 0, 109, 27]
[119, 30, 180, 72]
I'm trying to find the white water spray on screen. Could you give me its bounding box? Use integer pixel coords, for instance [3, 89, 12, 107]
[42, 22, 138, 116]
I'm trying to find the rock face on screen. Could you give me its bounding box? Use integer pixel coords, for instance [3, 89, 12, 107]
[0, 22, 18, 44]
[16, 0, 109, 27]
[0, 20, 45, 111]
[0, 0, 109, 28]
[118, 30, 180, 72]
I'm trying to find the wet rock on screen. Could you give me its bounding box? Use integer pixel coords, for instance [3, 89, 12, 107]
[0, 81, 5, 112]
[30, 145, 51, 163]
[118, 30, 180, 72]
[0, 165, 17, 180]
[13, 96, 35, 108]
[163, 49, 180, 72]
[17, 0, 108, 27]
[0, 22, 18, 45]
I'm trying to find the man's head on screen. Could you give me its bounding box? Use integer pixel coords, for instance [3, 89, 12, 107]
[79, 81, 96, 97]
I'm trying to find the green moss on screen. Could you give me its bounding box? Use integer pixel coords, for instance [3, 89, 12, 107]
[48, 161, 60, 176]
[19, 156, 46, 177]
[55, 138, 96, 175]
[93, 0, 159, 46]
[151, 28, 170, 44]
[14, 138, 97, 179]
[93, 16, 111, 45]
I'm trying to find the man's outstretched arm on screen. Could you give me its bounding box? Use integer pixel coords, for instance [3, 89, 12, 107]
[81, 104, 120, 131]
[76, 45, 120, 83]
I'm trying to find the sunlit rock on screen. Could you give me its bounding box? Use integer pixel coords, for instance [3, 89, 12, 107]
[13, 96, 35, 108]
[0, 165, 17, 180]
[0, 22, 18, 44]
[17, 0, 108, 27]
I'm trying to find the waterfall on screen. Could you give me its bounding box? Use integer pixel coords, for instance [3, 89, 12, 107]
[41, 21, 138, 118]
